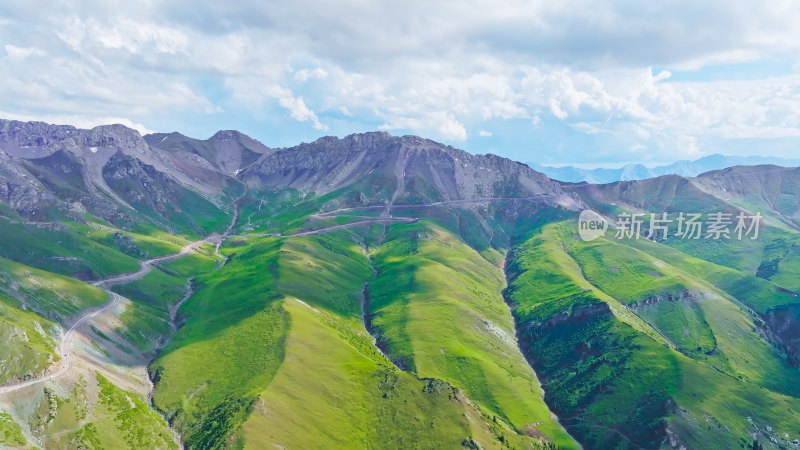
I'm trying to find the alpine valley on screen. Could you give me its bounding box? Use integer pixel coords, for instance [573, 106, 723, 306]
[0, 119, 798, 450]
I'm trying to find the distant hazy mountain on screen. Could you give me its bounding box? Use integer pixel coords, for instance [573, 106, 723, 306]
[529, 154, 800, 183]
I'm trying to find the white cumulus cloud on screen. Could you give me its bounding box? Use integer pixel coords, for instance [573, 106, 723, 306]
[0, 0, 799, 159]
[278, 96, 328, 131]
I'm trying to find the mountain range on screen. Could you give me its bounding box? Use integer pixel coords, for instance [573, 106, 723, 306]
[0, 119, 798, 449]
[529, 154, 800, 184]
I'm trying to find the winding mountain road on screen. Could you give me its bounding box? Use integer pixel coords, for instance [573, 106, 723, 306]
[240, 195, 551, 239]
[0, 293, 122, 395]
[0, 239, 209, 395]
[313, 195, 550, 217]
[97, 239, 208, 288]
[290, 217, 419, 236]
[1, 194, 499, 395]
[0, 213, 421, 395]
[244, 217, 419, 239]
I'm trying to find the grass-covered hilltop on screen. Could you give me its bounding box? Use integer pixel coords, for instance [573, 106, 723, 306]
[0, 119, 799, 449]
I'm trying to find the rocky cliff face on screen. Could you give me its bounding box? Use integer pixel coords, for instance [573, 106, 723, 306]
[761, 304, 800, 367]
[242, 132, 579, 208]
[0, 120, 78, 158]
[0, 120, 580, 232]
[0, 120, 236, 232]
[145, 129, 271, 176]
[0, 149, 57, 216]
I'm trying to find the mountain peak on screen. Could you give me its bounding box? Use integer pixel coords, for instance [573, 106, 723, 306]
[304, 131, 395, 148]
[346, 131, 393, 140]
[0, 119, 79, 150]
[210, 130, 246, 141]
[84, 123, 145, 146]
[242, 129, 578, 210]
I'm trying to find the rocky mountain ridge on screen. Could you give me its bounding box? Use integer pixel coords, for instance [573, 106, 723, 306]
[3, 118, 798, 235]
[0, 121, 585, 230]
[242, 131, 580, 208]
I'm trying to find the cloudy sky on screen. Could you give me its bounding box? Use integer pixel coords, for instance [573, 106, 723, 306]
[1, 0, 799, 166]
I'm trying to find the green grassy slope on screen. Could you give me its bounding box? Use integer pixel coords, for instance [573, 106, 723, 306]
[74, 220, 187, 259]
[505, 221, 800, 448]
[0, 412, 26, 447]
[150, 237, 290, 449]
[0, 256, 109, 384]
[0, 210, 202, 281]
[569, 230, 800, 398]
[111, 269, 188, 354]
[0, 217, 140, 280]
[0, 256, 108, 320]
[158, 247, 220, 278]
[240, 295, 548, 449]
[0, 227, 212, 448]
[109, 247, 221, 355]
[0, 295, 59, 385]
[369, 220, 576, 447]
[152, 226, 566, 448]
